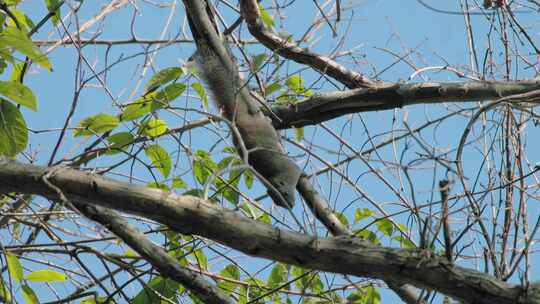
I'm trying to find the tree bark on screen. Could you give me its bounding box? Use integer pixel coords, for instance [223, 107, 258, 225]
[1, 157, 537, 304]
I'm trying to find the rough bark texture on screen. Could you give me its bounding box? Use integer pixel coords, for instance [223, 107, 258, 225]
[268, 80, 540, 129]
[2, 157, 539, 304]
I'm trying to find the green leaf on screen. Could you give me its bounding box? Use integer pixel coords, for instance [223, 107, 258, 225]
[105, 132, 134, 154]
[244, 169, 254, 189]
[393, 235, 415, 248]
[21, 285, 39, 304]
[251, 54, 268, 72]
[191, 82, 208, 108]
[145, 67, 183, 93]
[119, 101, 151, 121]
[218, 264, 240, 294]
[9, 62, 25, 82]
[5, 252, 23, 283]
[193, 249, 208, 270]
[120, 83, 186, 121]
[192, 150, 217, 185]
[354, 229, 380, 245]
[285, 75, 303, 92]
[0, 279, 12, 303]
[145, 144, 171, 178]
[295, 127, 304, 141]
[363, 285, 381, 304]
[140, 118, 167, 137]
[183, 188, 205, 198]
[44, 0, 62, 25]
[335, 212, 349, 228]
[26, 269, 67, 282]
[5, 0, 22, 6]
[0, 27, 52, 70]
[375, 219, 394, 236]
[6, 9, 35, 32]
[146, 182, 170, 191]
[172, 176, 188, 189]
[221, 264, 240, 280]
[291, 266, 309, 290]
[132, 277, 180, 304]
[80, 296, 109, 304]
[149, 83, 186, 111]
[0, 80, 37, 111]
[354, 208, 374, 223]
[259, 6, 274, 28]
[285, 75, 313, 96]
[257, 213, 271, 224]
[265, 81, 282, 96]
[0, 99, 28, 157]
[268, 263, 287, 288]
[74, 113, 119, 137]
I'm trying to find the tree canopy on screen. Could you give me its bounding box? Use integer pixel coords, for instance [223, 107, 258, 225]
[0, 0, 540, 303]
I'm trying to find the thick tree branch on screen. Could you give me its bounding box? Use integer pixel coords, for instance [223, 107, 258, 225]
[0, 157, 537, 304]
[239, 0, 380, 89]
[269, 80, 540, 129]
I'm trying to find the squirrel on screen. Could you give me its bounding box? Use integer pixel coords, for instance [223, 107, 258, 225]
[187, 1, 301, 208]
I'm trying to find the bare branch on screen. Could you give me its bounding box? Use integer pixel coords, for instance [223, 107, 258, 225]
[239, 0, 381, 89]
[269, 80, 540, 129]
[0, 157, 535, 304]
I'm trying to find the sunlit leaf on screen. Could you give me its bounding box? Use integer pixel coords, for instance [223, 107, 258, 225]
[0, 99, 28, 157]
[21, 285, 38, 304]
[259, 6, 274, 28]
[192, 150, 217, 185]
[146, 182, 170, 191]
[244, 169, 253, 189]
[354, 229, 380, 245]
[0, 27, 52, 70]
[354, 208, 374, 223]
[191, 82, 208, 108]
[295, 127, 304, 141]
[195, 249, 208, 270]
[265, 82, 282, 96]
[119, 100, 151, 121]
[0, 279, 11, 303]
[172, 176, 188, 189]
[218, 264, 240, 294]
[120, 83, 186, 121]
[375, 218, 394, 236]
[6, 10, 35, 33]
[45, 0, 62, 25]
[268, 263, 287, 288]
[336, 212, 349, 228]
[74, 113, 119, 137]
[26, 269, 67, 282]
[145, 144, 171, 178]
[149, 83, 186, 111]
[140, 118, 167, 137]
[251, 53, 268, 72]
[9, 62, 25, 82]
[105, 132, 134, 154]
[145, 67, 183, 93]
[5, 252, 23, 283]
[0, 80, 37, 111]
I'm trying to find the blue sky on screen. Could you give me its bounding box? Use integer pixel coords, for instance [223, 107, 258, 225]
[7, 0, 540, 302]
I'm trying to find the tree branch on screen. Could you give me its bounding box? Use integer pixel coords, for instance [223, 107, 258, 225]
[269, 80, 540, 129]
[239, 0, 380, 89]
[77, 204, 233, 304]
[0, 157, 534, 304]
